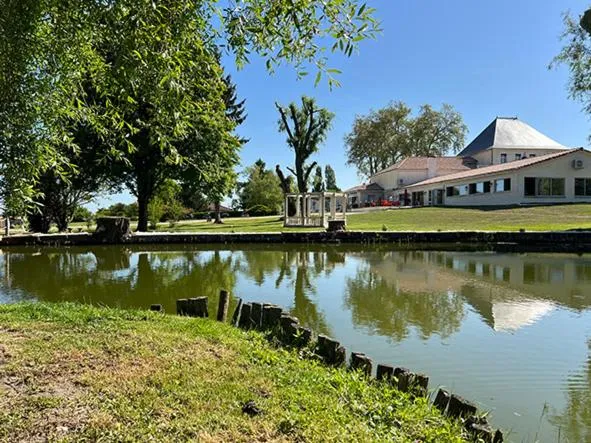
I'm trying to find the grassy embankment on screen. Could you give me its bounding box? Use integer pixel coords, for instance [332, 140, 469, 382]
[22, 204, 591, 234]
[0, 303, 466, 442]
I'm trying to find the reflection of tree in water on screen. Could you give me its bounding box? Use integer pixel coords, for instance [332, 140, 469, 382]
[344, 261, 465, 341]
[5, 247, 237, 312]
[550, 341, 591, 443]
[238, 248, 344, 335]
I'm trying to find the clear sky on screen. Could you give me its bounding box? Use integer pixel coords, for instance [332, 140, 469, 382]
[90, 0, 591, 210]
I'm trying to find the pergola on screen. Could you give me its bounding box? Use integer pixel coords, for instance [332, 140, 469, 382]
[284, 192, 347, 228]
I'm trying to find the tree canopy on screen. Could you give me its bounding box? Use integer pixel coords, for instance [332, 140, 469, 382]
[345, 102, 467, 178]
[237, 159, 283, 213]
[276, 96, 334, 193]
[0, 0, 379, 220]
[553, 7, 591, 140]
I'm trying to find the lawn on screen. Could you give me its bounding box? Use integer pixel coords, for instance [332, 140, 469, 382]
[0, 303, 466, 442]
[25, 204, 591, 234]
[151, 204, 591, 232]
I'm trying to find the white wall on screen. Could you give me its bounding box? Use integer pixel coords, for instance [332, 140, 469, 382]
[370, 169, 428, 190]
[408, 150, 591, 206]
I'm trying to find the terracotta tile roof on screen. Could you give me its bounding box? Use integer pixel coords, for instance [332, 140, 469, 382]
[405, 148, 583, 189]
[372, 156, 476, 177]
[345, 182, 384, 193]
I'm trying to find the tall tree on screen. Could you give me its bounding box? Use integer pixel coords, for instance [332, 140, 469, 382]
[324, 165, 340, 191]
[312, 166, 324, 192]
[553, 8, 591, 140]
[237, 159, 283, 213]
[276, 96, 334, 193]
[345, 102, 412, 177]
[345, 102, 466, 178]
[0, 0, 379, 219]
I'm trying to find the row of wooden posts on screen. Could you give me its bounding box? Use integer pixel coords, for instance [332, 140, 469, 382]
[149, 291, 504, 443]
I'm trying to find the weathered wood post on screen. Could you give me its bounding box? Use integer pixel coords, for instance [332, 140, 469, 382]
[447, 394, 477, 418]
[217, 290, 230, 322]
[231, 298, 243, 326]
[238, 303, 252, 329]
[394, 367, 412, 392]
[376, 364, 394, 382]
[433, 388, 451, 413]
[188, 297, 208, 318]
[150, 304, 162, 312]
[262, 305, 283, 330]
[176, 299, 189, 316]
[413, 373, 429, 396]
[350, 352, 372, 377]
[294, 326, 313, 347]
[251, 302, 264, 329]
[280, 314, 299, 343]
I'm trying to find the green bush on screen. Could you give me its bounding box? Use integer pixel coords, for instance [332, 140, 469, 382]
[246, 204, 277, 216]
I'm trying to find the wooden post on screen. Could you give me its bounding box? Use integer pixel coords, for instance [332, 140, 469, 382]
[394, 367, 412, 392]
[217, 290, 230, 322]
[433, 388, 451, 413]
[191, 297, 208, 318]
[447, 394, 477, 418]
[238, 303, 252, 329]
[376, 364, 394, 382]
[350, 352, 372, 377]
[231, 298, 243, 326]
[150, 304, 162, 312]
[250, 302, 263, 329]
[262, 305, 283, 329]
[334, 345, 346, 367]
[176, 299, 188, 316]
[295, 326, 313, 347]
[187, 298, 198, 316]
[280, 314, 299, 342]
[413, 373, 429, 396]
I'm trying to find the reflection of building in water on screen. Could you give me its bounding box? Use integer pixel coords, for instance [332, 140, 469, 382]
[364, 251, 591, 332]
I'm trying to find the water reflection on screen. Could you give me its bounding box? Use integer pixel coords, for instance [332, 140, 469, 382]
[1, 246, 591, 440]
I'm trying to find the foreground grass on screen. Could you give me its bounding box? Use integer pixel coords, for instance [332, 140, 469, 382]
[0, 303, 466, 442]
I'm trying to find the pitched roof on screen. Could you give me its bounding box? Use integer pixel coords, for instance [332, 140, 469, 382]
[345, 182, 384, 193]
[372, 156, 476, 177]
[406, 148, 583, 189]
[458, 117, 567, 157]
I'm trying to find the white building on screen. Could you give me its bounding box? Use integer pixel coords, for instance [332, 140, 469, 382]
[345, 117, 586, 207]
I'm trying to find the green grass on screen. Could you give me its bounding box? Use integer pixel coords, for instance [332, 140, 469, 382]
[20, 204, 591, 235]
[0, 303, 466, 442]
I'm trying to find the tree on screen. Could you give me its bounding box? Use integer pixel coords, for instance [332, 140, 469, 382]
[238, 160, 283, 213]
[312, 166, 324, 192]
[324, 165, 340, 191]
[0, 0, 379, 219]
[553, 8, 591, 140]
[276, 96, 334, 193]
[345, 102, 466, 178]
[409, 104, 467, 156]
[345, 102, 413, 177]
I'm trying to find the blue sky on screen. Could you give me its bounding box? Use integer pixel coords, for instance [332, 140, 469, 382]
[91, 0, 591, 210]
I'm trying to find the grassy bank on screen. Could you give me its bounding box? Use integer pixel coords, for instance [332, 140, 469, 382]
[19, 204, 591, 234]
[0, 303, 466, 442]
[151, 204, 591, 232]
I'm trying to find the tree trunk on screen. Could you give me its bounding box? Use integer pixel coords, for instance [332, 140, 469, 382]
[137, 195, 149, 232]
[214, 201, 223, 224]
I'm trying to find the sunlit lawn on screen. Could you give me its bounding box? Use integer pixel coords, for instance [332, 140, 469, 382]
[22, 204, 591, 234]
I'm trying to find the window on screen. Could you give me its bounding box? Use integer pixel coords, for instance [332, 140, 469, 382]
[500, 153, 507, 164]
[515, 153, 522, 161]
[524, 177, 565, 197]
[575, 178, 591, 196]
[446, 185, 468, 197]
[468, 181, 491, 194]
[529, 154, 536, 158]
[495, 178, 511, 192]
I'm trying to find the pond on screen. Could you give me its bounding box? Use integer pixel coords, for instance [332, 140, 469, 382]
[0, 244, 590, 442]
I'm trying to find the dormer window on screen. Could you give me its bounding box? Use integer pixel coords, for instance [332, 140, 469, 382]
[500, 153, 507, 163]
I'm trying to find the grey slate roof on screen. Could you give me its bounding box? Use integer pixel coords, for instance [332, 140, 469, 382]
[457, 117, 567, 157]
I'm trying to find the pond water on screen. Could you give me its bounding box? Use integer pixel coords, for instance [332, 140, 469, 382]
[0, 244, 590, 442]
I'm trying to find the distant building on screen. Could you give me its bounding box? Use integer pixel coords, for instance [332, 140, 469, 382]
[345, 117, 587, 207]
